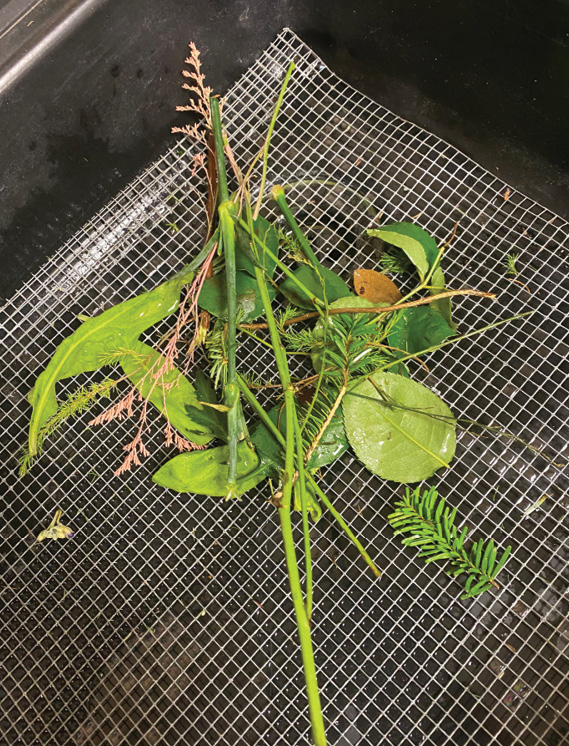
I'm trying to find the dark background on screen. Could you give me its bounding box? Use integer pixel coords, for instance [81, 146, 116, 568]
[1, 0, 568, 300]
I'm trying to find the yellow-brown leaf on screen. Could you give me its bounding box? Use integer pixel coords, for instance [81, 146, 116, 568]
[353, 268, 402, 304]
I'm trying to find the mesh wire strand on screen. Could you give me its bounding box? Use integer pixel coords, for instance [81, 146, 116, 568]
[1, 28, 568, 746]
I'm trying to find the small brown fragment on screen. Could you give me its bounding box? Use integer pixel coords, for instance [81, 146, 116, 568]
[503, 187, 511, 201]
[353, 268, 403, 305]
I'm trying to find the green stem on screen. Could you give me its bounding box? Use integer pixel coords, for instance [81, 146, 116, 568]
[271, 185, 321, 267]
[253, 62, 295, 219]
[210, 97, 229, 204]
[211, 100, 240, 497]
[309, 481, 382, 578]
[236, 376, 382, 578]
[252, 266, 326, 744]
[293, 412, 313, 621]
[219, 203, 240, 496]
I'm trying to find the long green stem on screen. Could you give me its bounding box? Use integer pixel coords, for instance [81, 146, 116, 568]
[373, 311, 533, 373]
[211, 97, 240, 497]
[271, 185, 321, 267]
[309, 481, 382, 578]
[210, 97, 229, 204]
[252, 266, 326, 745]
[293, 412, 313, 621]
[237, 376, 382, 578]
[253, 62, 295, 219]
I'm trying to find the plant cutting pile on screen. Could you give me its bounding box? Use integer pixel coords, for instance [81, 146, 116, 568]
[21, 47, 535, 745]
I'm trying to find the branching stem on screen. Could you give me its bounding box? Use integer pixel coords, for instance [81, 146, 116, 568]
[239, 288, 496, 330]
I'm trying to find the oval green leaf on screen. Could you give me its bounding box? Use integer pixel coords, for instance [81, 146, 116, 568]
[368, 222, 455, 329]
[199, 270, 274, 322]
[280, 265, 350, 310]
[343, 371, 456, 483]
[153, 441, 262, 496]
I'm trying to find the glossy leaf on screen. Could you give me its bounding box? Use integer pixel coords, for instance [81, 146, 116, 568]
[199, 270, 275, 322]
[235, 216, 279, 277]
[343, 371, 456, 483]
[388, 306, 455, 364]
[27, 264, 194, 455]
[153, 441, 262, 496]
[121, 342, 212, 446]
[368, 222, 455, 329]
[280, 264, 350, 310]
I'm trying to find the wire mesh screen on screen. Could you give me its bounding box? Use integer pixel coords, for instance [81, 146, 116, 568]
[1, 28, 568, 746]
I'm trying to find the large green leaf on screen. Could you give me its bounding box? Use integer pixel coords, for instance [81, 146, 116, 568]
[198, 270, 274, 322]
[388, 306, 455, 362]
[27, 265, 194, 455]
[121, 342, 212, 446]
[280, 265, 350, 310]
[235, 216, 279, 277]
[368, 222, 455, 329]
[343, 371, 456, 483]
[152, 441, 262, 496]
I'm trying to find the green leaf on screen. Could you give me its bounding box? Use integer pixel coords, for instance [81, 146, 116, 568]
[368, 223, 439, 280]
[121, 342, 212, 445]
[388, 306, 455, 366]
[368, 222, 455, 329]
[235, 216, 279, 277]
[152, 441, 262, 496]
[343, 371, 456, 483]
[184, 368, 228, 441]
[27, 264, 194, 456]
[280, 265, 350, 310]
[198, 270, 275, 322]
[492, 545, 512, 579]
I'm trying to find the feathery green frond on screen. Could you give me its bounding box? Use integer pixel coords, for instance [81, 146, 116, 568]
[379, 245, 413, 274]
[19, 377, 120, 475]
[388, 486, 511, 600]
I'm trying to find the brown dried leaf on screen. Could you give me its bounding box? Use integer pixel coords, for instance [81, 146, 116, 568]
[353, 268, 402, 304]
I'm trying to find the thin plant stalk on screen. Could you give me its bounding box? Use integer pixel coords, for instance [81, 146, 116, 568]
[271, 184, 321, 267]
[211, 97, 240, 497]
[293, 411, 313, 621]
[237, 375, 382, 578]
[372, 311, 533, 374]
[253, 265, 326, 745]
[253, 62, 295, 219]
[238, 288, 496, 330]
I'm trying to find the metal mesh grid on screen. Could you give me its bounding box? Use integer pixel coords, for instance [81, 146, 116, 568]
[1, 28, 568, 746]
